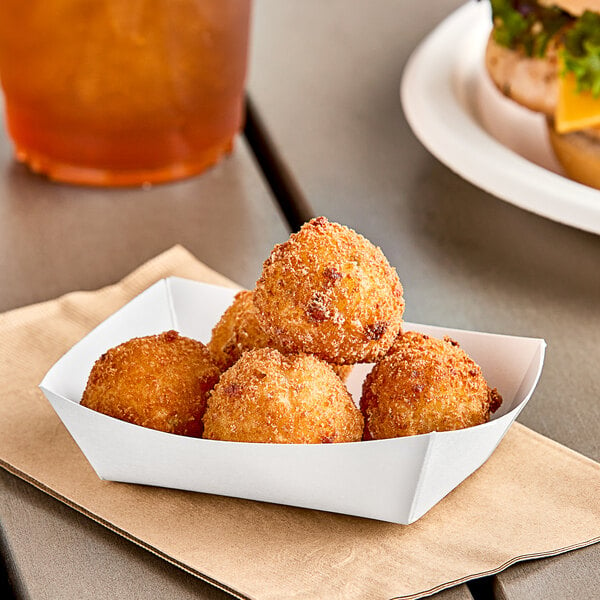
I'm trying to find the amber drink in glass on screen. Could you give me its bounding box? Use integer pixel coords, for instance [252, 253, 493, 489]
[0, 0, 252, 185]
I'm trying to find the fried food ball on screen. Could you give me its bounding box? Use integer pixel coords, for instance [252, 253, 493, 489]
[253, 217, 405, 365]
[361, 331, 502, 439]
[81, 330, 220, 437]
[330, 363, 352, 382]
[208, 290, 275, 371]
[208, 289, 353, 381]
[203, 348, 363, 444]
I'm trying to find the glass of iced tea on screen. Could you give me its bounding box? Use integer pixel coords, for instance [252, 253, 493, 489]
[0, 0, 251, 186]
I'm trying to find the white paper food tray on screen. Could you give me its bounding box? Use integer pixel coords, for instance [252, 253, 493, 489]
[39, 277, 545, 524]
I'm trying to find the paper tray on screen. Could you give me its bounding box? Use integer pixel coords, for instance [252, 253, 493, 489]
[39, 277, 545, 524]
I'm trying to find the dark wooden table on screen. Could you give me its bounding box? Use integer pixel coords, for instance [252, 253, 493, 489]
[1, 1, 599, 598]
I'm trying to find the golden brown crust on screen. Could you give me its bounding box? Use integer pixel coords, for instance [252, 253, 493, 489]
[332, 364, 353, 382]
[203, 348, 364, 444]
[253, 217, 405, 365]
[207, 289, 353, 381]
[208, 290, 277, 371]
[360, 331, 502, 439]
[547, 118, 600, 189]
[81, 330, 220, 437]
[485, 35, 559, 116]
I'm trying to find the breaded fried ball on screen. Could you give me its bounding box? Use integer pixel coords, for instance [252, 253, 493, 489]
[203, 348, 363, 444]
[361, 331, 503, 439]
[208, 290, 275, 371]
[208, 289, 353, 381]
[81, 330, 220, 437]
[253, 217, 405, 365]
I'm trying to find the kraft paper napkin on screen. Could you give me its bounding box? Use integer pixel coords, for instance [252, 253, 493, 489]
[0, 245, 598, 600]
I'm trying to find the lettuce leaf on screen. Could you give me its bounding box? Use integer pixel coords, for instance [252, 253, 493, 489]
[562, 11, 600, 97]
[489, 0, 570, 58]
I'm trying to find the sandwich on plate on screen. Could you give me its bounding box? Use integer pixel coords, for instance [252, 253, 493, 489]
[484, 0, 600, 189]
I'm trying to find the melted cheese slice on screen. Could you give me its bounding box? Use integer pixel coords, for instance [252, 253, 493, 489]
[556, 69, 600, 133]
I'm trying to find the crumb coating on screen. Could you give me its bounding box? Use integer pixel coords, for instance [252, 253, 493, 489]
[208, 290, 276, 371]
[208, 288, 352, 381]
[361, 331, 502, 439]
[253, 217, 405, 365]
[203, 348, 364, 443]
[81, 330, 220, 437]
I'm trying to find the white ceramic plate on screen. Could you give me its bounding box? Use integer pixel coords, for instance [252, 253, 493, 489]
[400, 0, 600, 235]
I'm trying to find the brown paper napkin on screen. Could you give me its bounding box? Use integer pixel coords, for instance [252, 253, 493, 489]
[0, 245, 599, 600]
